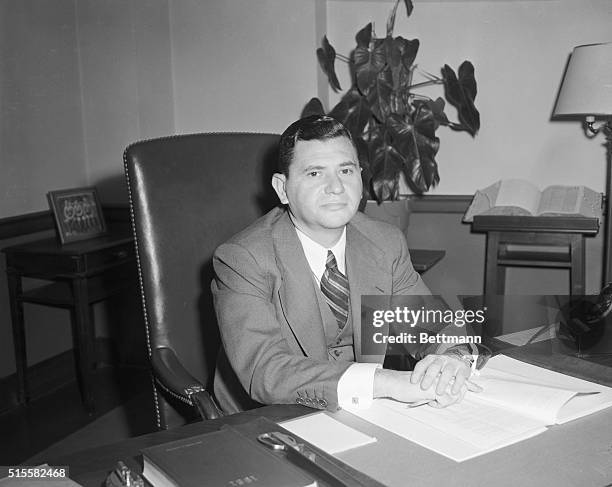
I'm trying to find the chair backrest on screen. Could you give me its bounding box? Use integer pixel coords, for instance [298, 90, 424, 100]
[124, 133, 280, 424]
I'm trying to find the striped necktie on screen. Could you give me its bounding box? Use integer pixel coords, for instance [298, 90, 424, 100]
[320, 250, 350, 329]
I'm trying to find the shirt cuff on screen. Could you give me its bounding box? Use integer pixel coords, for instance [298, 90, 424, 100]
[337, 363, 382, 410]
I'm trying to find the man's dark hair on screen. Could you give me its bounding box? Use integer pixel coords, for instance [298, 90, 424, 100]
[278, 115, 355, 176]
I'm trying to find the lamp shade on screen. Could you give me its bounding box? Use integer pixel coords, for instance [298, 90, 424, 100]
[553, 42, 612, 117]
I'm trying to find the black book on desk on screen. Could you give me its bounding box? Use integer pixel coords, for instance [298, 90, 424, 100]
[141, 425, 316, 487]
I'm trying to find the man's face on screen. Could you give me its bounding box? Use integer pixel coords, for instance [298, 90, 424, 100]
[272, 136, 362, 242]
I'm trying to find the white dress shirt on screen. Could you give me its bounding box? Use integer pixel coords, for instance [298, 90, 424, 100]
[293, 225, 380, 410]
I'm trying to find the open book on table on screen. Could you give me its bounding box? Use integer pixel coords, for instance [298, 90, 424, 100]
[463, 179, 602, 222]
[347, 355, 612, 462]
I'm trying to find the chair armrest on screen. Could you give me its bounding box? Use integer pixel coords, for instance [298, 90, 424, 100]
[151, 346, 224, 419]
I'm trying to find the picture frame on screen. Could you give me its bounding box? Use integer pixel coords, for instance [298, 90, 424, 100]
[47, 187, 107, 244]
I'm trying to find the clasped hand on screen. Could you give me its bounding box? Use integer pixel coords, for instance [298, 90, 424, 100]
[374, 354, 482, 408]
[410, 354, 482, 408]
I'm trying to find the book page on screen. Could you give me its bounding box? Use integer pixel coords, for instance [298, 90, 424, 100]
[463, 182, 500, 222]
[473, 368, 590, 424]
[495, 179, 541, 214]
[348, 397, 547, 462]
[485, 355, 612, 424]
[538, 185, 581, 214]
[576, 186, 603, 219]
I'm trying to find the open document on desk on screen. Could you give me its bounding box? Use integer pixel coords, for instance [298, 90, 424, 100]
[347, 355, 612, 462]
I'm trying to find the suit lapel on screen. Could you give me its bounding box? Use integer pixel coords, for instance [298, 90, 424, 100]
[273, 211, 328, 361]
[346, 222, 390, 362]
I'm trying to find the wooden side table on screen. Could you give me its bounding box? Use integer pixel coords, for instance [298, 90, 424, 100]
[471, 216, 600, 338]
[472, 216, 599, 298]
[2, 229, 136, 412]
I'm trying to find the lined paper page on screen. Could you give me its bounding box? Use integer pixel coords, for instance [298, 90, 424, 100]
[350, 398, 547, 462]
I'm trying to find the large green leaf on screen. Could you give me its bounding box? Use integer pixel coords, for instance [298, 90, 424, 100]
[397, 37, 419, 71]
[426, 97, 450, 128]
[386, 110, 440, 194]
[355, 23, 372, 49]
[354, 39, 388, 96]
[365, 69, 394, 122]
[368, 133, 404, 202]
[441, 61, 480, 135]
[404, 0, 414, 16]
[409, 103, 441, 190]
[317, 36, 342, 92]
[389, 36, 419, 90]
[328, 88, 372, 139]
[301, 97, 325, 118]
[411, 98, 448, 137]
[458, 61, 477, 100]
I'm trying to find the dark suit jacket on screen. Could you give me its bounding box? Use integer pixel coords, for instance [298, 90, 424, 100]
[211, 207, 432, 413]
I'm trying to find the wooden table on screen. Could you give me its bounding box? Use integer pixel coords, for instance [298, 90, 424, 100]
[2, 229, 136, 412]
[43, 345, 612, 487]
[472, 215, 599, 297]
[472, 216, 599, 336]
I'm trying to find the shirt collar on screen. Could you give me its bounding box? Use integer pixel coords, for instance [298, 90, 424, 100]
[294, 226, 347, 283]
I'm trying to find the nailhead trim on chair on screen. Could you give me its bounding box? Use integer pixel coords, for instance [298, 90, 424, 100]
[123, 132, 278, 427]
[150, 374, 162, 430]
[156, 378, 193, 405]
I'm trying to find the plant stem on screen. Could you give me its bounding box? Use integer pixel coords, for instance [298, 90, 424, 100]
[409, 79, 443, 90]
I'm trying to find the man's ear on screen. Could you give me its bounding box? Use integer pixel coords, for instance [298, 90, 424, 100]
[271, 173, 289, 205]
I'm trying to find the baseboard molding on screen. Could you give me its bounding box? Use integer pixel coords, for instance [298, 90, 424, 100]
[406, 194, 472, 214]
[0, 337, 119, 415]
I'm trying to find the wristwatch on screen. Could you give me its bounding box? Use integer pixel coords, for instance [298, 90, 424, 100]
[445, 344, 491, 375]
[446, 349, 477, 374]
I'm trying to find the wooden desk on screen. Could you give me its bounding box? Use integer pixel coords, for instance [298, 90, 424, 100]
[44, 346, 612, 487]
[2, 230, 136, 412]
[472, 215, 599, 297]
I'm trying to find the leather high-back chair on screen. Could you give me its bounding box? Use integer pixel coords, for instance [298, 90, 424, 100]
[124, 133, 280, 429]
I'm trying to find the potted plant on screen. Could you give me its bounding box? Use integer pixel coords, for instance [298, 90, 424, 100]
[303, 0, 480, 215]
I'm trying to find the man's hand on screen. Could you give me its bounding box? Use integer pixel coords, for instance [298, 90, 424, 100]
[411, 354, 483, 396]
[373, 368, 475, 408]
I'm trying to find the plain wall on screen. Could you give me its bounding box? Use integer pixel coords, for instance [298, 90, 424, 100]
[76, 0, 176, 203]
[0, 0, 87, 218]
[169, 0, 320, 134]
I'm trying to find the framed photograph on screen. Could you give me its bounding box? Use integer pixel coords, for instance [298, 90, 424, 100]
[47, 187, 107, 244]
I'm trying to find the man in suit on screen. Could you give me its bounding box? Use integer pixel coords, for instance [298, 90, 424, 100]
[212, 115, 482, 414]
